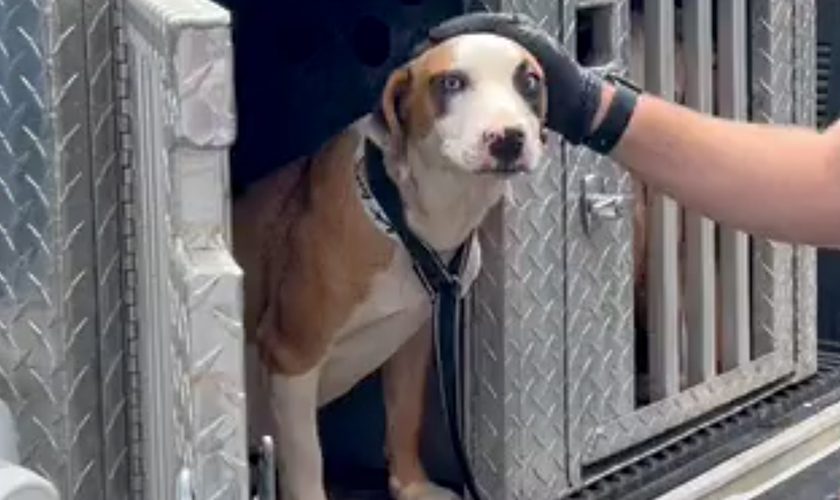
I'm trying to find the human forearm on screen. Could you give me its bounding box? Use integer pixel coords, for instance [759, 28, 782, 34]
[603, 86, 840, 247]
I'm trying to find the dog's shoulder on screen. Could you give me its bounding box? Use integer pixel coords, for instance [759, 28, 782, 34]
[234, 125, 400, 367]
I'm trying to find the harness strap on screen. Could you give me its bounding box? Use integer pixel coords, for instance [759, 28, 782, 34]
[365, 141, 485, 500]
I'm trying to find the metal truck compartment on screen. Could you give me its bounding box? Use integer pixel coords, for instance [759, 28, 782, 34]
[0, 0, 821, 500]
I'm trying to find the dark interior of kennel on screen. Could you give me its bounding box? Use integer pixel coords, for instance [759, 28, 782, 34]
[817, 0, 840, 351]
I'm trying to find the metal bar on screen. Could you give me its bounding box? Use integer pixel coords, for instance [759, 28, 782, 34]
[126, 1, 247, 499]
[792, 0, 818, 380]
[127, 29, 181, 498]
[681, 0, 717, 386]
[748, 0, 796, 368]
[86, 0, 131, 497]
[583, 349, 789, 463]
[644, 0, 681, 401]
[716, 0, 751, 371]
[112, 0, 145, 495]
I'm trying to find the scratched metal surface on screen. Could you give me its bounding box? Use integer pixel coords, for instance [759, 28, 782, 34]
[125, 0, 247, 499]
[0, 0, 129, 499]
[791, 0, 819, 381]
[748, 0, 796, 375]
[464, 0, 569, 497]
[562, 0, 636, 484]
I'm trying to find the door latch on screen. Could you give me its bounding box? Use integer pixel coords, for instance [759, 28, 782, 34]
[580, 174, 632, 236]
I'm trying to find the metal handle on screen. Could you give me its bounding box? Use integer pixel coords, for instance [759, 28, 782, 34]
[580, 174, 632, 236]
[255, 436, 277, 500]
[177, 468, 194, 500]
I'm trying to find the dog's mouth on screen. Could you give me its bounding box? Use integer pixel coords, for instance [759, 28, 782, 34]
[478, 161, 530, 177]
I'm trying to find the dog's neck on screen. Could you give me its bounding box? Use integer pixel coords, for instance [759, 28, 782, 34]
[359, 115, 507, 253]
[393, 148, 507, 253]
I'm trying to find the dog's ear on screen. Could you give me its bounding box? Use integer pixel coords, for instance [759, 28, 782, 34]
[375, 67, 412, 155]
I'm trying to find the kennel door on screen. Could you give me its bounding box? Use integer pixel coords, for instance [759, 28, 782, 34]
[124, 1, 247, 499]
[562, 0, 636, 486]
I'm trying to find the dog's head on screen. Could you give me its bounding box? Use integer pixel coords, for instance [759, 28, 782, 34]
[375, 33, 548, 176]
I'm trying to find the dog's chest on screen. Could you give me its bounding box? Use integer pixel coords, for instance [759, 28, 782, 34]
[317, 238, 482, 405]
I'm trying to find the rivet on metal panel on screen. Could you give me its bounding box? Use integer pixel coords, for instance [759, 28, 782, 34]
[177, 468, 195, 500]
[256, 435, 277, 500]
[580, 173, 632, 236]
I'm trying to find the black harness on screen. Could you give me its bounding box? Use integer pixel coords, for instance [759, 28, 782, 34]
[364, 140, 486, 500]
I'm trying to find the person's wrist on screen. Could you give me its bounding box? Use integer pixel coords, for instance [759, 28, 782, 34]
[581, 78, 638, 155]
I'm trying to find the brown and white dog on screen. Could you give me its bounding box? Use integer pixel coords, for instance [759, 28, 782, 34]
[233, 34, 548, 500]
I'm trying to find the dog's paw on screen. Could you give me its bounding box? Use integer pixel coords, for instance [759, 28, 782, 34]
[390, 480, 462, 500]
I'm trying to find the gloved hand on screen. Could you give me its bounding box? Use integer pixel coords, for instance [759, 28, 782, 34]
[425, 12, 604, 145]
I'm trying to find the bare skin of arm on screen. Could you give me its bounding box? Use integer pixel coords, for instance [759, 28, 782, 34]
[596, 85, 840, 248]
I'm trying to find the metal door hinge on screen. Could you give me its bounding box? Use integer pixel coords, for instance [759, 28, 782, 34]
[580, 174, 632, 236]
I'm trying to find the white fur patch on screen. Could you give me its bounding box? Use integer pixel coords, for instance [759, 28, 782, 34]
[318, 233, 482, 407]
[270, 368, 328, 500]
[318, 249, 429, 405]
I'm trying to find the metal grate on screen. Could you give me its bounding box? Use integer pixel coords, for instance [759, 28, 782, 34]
[817, 41, 831, 128]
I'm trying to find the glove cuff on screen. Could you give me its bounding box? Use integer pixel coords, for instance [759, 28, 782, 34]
[582, 73, 641, 155]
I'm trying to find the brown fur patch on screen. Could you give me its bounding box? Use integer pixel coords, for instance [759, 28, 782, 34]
[401, 46, 456, 142]
[233, 130, 396, 376]
[521, 50, 548, 122]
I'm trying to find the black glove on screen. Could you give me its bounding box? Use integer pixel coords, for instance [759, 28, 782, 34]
[425, 12, 603, 145]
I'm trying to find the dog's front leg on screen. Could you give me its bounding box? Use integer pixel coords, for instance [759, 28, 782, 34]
[270, 367, 328, 500]
[383, 321, 461, 500]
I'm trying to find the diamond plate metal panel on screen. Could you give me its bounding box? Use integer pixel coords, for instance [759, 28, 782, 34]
[582, 349, 790, 463]
[562, 0, 636, 485]
[0, 0, 128, 499]
[126, 22, 188, 498]
[464, 0, 569, 498]
[792, 0, 819, 381]
[749, 0, 795, 372]
[125, 1, 246, 499]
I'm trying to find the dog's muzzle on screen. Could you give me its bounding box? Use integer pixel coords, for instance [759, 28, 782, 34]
[480, 126, 531, 176]
[480, 162, 529, 176]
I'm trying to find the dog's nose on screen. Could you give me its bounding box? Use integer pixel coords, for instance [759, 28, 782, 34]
[485, 127, 525, 163]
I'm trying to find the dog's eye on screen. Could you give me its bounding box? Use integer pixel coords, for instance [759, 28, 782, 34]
[441, 73, 467, 93]
[522, 71, 541, 94]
